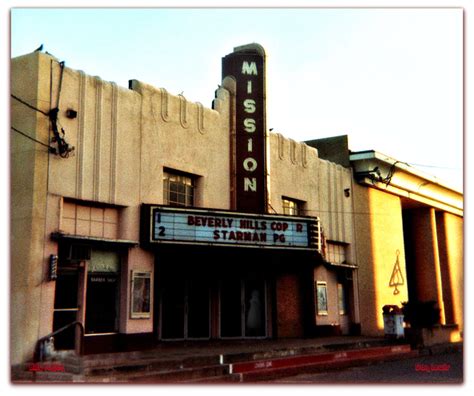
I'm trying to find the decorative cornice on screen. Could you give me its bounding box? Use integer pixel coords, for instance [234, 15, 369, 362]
[75, 70, 86, 199]
[109, 82, 118, 204]
[196, 102, 205, 134]
[160, 88, 170, 122]
[93, 77, 103, 201]
[178, 94, 189, 129]
[278, 133, 285, 160]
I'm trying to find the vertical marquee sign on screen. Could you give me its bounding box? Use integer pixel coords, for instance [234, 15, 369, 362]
[222, 44, 267, 214]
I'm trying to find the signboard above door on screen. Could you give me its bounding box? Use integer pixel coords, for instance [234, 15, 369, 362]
[141, 205, 321, 251]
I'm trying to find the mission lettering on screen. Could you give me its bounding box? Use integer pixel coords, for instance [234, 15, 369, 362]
[222, 46, 266, 213]
[241, 60, 259, 194]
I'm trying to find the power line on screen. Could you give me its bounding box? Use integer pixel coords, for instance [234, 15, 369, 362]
[11, 94, 50, 116]
[407, 162, 461, 171]
[11, 126, 55, 152]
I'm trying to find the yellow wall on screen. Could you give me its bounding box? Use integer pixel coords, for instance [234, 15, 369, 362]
[437, 212, 464, 333]
[354, 184, 409, 336]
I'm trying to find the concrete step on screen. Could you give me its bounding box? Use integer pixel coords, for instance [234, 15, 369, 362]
[29, 371, 79, 383]
[83, 354, 220, 377]
[124, 364, 231, 383]
[12, 338, 414, 383]
[221, 338, 402, 364]
[182, 374, 242, 384]
[233, 345, 417, 382]
[79, 339, 397, 377]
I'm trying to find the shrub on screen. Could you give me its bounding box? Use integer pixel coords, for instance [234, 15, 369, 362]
[401, 300, 440, 329]
[382, 305, 402, 314]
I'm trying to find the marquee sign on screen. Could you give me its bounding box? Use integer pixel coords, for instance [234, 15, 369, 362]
[222, 44, 267, 213]
[142, 206, 321, 251]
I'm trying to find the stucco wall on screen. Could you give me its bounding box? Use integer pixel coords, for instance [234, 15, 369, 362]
[313, 266, 339, 326]
[11, 52, 234, 363]
[433, 211, 463, 332]
[268, 133, 355, 249]
[11, 53, 54, 365]
[353, 184, 409, 336]
[440, 213, 463, 332]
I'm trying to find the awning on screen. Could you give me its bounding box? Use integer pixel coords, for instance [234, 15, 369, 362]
[51, 232, 139, 248]
[324, 260, 358, 269]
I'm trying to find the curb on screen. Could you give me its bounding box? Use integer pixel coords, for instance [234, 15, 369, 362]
[227, 344, 413, 382]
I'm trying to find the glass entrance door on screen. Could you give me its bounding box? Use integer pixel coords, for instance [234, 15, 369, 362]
[220, 279, 267, 338]
[85, 272, 119, 334]
[220, 279, 243, 338]
[160, 280, 210, 340]
[161, 280, 185, 339]
[53, 267, 80, 349]
[85, 250, 120, 335]
[244, 280, 266, 337]
[187, 280, 211, 339]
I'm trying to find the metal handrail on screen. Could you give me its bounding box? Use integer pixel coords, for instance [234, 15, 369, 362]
[34, 321, 84, 362]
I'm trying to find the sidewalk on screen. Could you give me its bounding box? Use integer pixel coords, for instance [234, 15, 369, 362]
[12, 336, 462, 383]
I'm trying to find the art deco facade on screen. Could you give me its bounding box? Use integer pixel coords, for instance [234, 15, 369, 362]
[10, 44, 463, 368]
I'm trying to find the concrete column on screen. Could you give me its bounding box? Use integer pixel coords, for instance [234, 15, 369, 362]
[411, 208, 446, 324]
[435, 212, 455, 324]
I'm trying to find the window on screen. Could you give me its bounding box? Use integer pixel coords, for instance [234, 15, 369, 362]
[326, 242, 347, 265]
[315, 281, 328, 315]
[163, 171, 195, 207]
[282, 197, 302, 216]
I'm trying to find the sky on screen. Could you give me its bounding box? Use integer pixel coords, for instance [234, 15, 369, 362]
[8, 5, 464, 190]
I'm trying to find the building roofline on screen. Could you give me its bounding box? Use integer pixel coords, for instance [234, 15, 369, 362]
[349, 150, 463, 195]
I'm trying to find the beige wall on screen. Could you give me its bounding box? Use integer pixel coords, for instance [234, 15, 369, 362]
[120, 248, 155, 334]
[11, 52, 237, 364]
[313, 266, 339, 326]
[268, 133, 356, 247]
[11, 51, 359, 365]
[269, 133, 359, 334]
[11, 53, 53, 365]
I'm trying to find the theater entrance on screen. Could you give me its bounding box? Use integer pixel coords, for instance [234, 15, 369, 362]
[158, 277, 268, 340]
[159, 279, 211, 340]
[220, 279, 267, 338]
[155, 247, 271, 341]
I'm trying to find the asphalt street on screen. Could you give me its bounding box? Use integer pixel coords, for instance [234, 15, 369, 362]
[267, 350, 463, 384]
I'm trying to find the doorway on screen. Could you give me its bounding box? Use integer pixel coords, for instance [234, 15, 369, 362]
[220, 279, 267, 338]
[160, 279, 211, 340]
[52, 266, 81, 349]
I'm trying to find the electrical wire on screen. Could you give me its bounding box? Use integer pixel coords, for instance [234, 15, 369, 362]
[407, 162, 461, 170]
[11, 94, 50, 116]
[11, 126, 55, 152]
[12, 60, 74, 158]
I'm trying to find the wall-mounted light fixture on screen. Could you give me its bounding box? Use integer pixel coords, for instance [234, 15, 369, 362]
[355, 167, 382, 182]
[66, 109, 77, 119]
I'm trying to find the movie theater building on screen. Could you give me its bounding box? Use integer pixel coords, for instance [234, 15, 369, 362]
[11, 44, 361, 365]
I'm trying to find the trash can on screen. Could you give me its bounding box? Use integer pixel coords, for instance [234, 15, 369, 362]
[382, 305, 404, 338]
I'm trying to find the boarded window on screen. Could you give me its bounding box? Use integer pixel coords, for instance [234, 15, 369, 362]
[62, 201, 119, 239]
